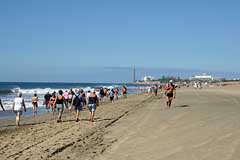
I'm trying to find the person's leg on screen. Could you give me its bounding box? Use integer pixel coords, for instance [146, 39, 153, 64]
[90, 105, 96, 122]
[64, 100, 67, 109]
[51, 105, 54, 115]
[57, 108, 60, 122]
[48, 103, 51, 112]
[46, 102, 49, 112]
[168, 97, 172, 108]
[76, 109, 80, 122]
[88, 104, 92, 121]
[59, 107, 63, 120]
[166, 96, 169, 108]
[67, 101, 71, 112]
[36, 103, 38, 114]
[32, 106, 35, 115]
[16, 112, 20, 126]
[91, 111, 95, 122]
[68, 101, 71, 109]
[33, 104, 37, 115]
[57, 106, 63, 122]
[89, 112, 92, 121]
[168, 97, 173, 108]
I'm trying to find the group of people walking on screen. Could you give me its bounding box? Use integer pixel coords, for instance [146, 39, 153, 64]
[38, 88, 119, 123]
[0, 82, 177, 127]
[0, 86, 128, 126]
[43, 87, 128, 123]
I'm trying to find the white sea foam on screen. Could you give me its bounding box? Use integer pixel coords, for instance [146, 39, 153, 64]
[11, 88, 62, 95]
[10, 87, 105, 95]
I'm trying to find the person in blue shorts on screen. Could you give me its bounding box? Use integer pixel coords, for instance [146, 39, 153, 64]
[88, 89, 99, 122]
[71, 89, 84, 122]
[54, 90, 65, 123]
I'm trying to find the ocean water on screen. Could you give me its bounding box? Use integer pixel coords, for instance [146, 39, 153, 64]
[0, 82, 144, 113]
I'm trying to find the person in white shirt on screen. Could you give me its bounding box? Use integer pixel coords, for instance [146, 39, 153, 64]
[86, 90, 91, 104]
[12, 93, 26, 126]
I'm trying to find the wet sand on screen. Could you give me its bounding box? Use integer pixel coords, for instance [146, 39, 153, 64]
[1, 86, 240, 160]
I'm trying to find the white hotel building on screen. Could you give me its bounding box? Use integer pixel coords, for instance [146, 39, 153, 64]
[190, 73, 214, 81]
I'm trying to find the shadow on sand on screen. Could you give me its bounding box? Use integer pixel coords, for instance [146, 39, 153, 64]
[0, 121, 47, 128]
[58, 118, 114, 123]
[174, 104, 190, 108]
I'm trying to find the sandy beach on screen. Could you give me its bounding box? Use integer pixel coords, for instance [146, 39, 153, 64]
[1, 86, 240, 160]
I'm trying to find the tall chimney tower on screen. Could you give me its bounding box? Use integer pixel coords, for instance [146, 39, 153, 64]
[133, 67, 136, 83]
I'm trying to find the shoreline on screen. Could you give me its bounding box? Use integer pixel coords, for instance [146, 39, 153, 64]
[0, 92, 135, 120]
[0, 107, 48, 120]
[0, 93, 139, 130]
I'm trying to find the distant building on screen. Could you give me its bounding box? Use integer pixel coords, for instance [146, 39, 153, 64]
[190, 73, 214, 81]
[143, 76, 155, 82]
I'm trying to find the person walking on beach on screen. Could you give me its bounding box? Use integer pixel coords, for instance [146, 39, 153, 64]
[44, 92, 51, 112]
[32, 93, 38, 115]
[86, 90, 91, 104]
[12, 93, 26, 126]
[115, 87, 119, 100]
[0, 98, 5, 111]
[99, 88, 105, 103]
[103, 88, 108, 102]
[50, 92, 56, 115]
[68, 89, 74, 112]
[54, 90, 65, 123]
[63, 90, 69, 109]
[122, 85, 127, 98]
[164, 80, 176, 109]
[71, 89, 84, 122]
[153, 84, 158, 96]
[88, 89, 99, 122]
[81, 92, 87, 109]
[109, 89, 115, 103]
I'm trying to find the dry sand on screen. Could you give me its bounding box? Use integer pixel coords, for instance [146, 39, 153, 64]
[1, 86, 240, 160]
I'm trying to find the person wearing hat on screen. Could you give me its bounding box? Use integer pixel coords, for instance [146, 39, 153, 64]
[88, 89, 99, 122]
[12, 92, 26, 126]
[164, 80, 176, 109]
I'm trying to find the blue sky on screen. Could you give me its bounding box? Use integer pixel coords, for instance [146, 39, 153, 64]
[1, 0, 240, 82]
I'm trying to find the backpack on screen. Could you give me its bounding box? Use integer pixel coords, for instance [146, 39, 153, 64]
[109, 90, 114, 97]
[73, 95, 81, 106]
[100, 89, 104, 96]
